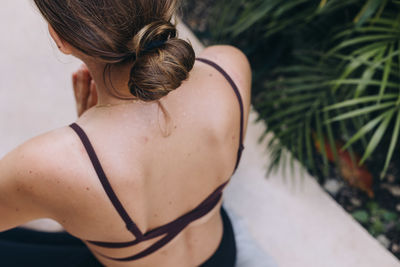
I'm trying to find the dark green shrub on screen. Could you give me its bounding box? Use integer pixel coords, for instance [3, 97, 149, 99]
[186, 0, 400, 181]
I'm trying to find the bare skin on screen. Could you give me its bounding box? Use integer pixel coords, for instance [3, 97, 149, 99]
[0, 28, 251, 266]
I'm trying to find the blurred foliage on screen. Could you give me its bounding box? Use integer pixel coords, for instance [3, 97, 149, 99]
[353, 202, 399, 236]
[195, 0, 400, 183]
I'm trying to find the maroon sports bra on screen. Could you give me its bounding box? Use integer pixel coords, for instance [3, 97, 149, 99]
[69, 58, 245, 262]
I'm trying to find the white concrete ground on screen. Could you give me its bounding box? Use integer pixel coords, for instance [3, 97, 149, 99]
[0, 1, 399, 267]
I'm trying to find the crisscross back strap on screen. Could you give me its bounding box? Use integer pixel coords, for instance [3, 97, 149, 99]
[87, 179, 229, 249]
[69, 123, 143, 239]
[196, 57, 245, 171]
[93, 191, 223, 262]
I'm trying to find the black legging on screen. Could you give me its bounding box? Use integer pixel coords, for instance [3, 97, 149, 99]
[0, 228, 100, 267]
[0, 207, 236, 267]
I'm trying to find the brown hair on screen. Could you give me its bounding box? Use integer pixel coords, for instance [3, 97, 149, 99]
[34, 0, 195, 101]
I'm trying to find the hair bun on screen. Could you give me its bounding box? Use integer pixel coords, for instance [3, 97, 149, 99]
[131, 20, 176, 56]
[128, 20, 195, 102]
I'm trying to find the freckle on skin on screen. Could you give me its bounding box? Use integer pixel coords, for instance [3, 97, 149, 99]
[29, 170, 32, 174]
[86, 187, 90, 191]
[15, 208, 19, 212]
[209, 73, 213, 77]
[169, 201, 172, 205]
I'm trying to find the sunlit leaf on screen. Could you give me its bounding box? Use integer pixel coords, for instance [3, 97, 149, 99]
[319, 0, 327, 9]
[381, 108, 400, 178]
[326, 102, 395, 122]
[354, 0, 385, 26]
[342, 110, 390, 150]
[354, 48, 384, 97]
[379, 43, 394, 102]
[360, 108, 395, 164]
[324, 94, 397, 111]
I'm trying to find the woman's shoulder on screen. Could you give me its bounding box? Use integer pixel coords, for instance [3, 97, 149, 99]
[198, 45, 252, 105]
[199, 45, 250, 71]
[0, 126, 84, 230]
[195, 45, 252, 137]
[2, 126, 89, 195]
[7, 126, 77, 170]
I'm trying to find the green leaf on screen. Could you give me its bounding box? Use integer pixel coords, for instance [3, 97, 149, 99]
[316, 111, 329, 176]
[367, 202, 379, 214]
[342, 110, 390, 150]
[369, 219, 384, 236]
[356, 26, 400, 34]
[352, 210, 369, 223]
[274, 123, 305, 141]
[326, 102, 395, 123]
[379, 43, 394, 102]
[369, 17, 400, 26]
[360, 108, 395, 164]
[265, 93, 322, 105]
[338, 112, 357, 165]
[297, 126, 305, 172]
[265, 101, 315, 122]
[267, 115, 305, 134]
[305, 114, 316, 173]
[331, 48, 382, 92]
[351, 41, 393, 57]
[329, 35, 396, 55]
[281, 148, 288, 182]
[382, 211, 398, 222]
[354, 48, 385, 97]
[289, 136, 296, 180]
[381, 108, 400, 178]
[273, 65, 332, 75]
[324, 95, 397, 111]
[273, 0, 308, 18]
[372, 0, 387, 21]
[350, 116, 369, 149]
[275, 83, 330, 94]
[267, 76, 325, 86]
[229, 0, 281, 36]
[323, 98, 338, 162]
[354, 0, 385, 26]
[318, 0, 327, 9]
[330, 79, 398, 88]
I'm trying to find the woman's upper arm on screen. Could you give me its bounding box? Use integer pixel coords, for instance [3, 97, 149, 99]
[0, 139, 51, 231]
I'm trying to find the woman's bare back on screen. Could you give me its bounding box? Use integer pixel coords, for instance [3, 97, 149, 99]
[0, 46, 251, 266]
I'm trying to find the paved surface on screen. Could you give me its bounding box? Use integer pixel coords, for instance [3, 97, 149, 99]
[1, 1, 399, 267]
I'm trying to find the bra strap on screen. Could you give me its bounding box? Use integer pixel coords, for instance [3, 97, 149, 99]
[196, 58, 245, 171]
[93, 191, 223, 261]
[69, 123, 143, 239]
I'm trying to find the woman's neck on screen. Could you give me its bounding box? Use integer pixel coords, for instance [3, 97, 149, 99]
[84, 60, 135, 106]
